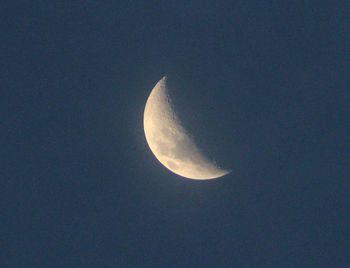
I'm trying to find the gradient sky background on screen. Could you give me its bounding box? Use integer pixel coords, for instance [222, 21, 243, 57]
[2, 1, 350, 267]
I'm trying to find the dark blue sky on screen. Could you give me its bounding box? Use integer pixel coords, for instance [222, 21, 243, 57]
[2, 1, 350, 267]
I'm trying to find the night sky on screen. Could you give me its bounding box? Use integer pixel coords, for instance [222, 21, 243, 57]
[2, 1, 350, 267]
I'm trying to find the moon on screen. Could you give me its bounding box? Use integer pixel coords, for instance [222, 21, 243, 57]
[143, 76, 230, 180]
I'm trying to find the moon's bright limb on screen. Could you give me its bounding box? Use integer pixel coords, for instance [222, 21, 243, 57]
[143, 76, 230, 180]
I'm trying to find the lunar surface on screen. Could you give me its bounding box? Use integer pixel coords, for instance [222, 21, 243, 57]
[143, 76, 230, 180]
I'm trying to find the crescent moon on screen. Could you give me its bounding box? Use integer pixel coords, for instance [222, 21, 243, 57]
[143, 76, 230, 180]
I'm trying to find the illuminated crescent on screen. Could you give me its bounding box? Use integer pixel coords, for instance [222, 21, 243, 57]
[143, 76, 230, 180]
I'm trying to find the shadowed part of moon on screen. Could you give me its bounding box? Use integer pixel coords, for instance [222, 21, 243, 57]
[143, 76, 230, 180]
